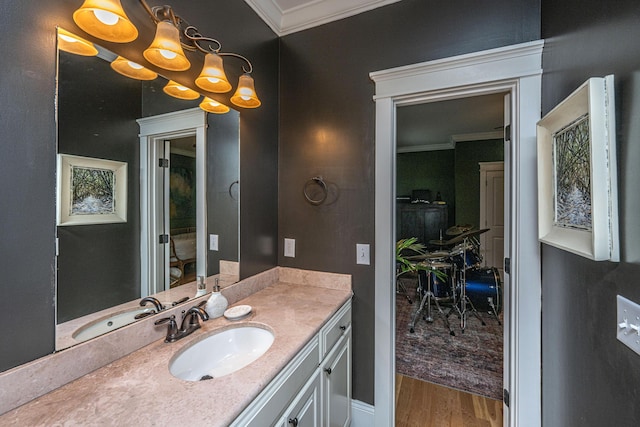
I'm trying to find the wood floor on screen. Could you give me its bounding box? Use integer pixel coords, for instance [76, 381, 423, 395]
[395, 374, 503, 427]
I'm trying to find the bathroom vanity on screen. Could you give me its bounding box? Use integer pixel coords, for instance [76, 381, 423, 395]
[0, 268, 352, 426]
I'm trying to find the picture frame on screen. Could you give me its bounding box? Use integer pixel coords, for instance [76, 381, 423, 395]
[537, 75, 619, 261]
[57, 154, 127, 226]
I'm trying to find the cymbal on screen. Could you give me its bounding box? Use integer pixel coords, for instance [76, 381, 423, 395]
[445, 228, 490, 245]
[429, 239, 450, 246]
[445, 224, 474, 236]
[406, 251, 450, 260]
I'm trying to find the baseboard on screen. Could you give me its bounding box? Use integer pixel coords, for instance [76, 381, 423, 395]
[351, 399, 375, 426]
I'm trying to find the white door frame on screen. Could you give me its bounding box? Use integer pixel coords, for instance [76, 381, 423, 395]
[370, 40, 543, 427]
[137, 108, 208, 297]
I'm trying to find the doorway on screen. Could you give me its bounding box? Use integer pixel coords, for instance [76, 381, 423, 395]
[394, 93, 507, 404]
[137, 108, 208, 297]
[371, 41, 543, 427]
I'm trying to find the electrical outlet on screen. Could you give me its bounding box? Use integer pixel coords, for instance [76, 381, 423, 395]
[617, 295, 640, 356]
[209, 234, 219, 251]
[356, 243, 370, 265]
[284, 238, 295, 258]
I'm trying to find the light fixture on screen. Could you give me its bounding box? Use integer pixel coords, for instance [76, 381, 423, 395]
[143, 20, 191, 72]
[57, 28, 98, 56]
[163, 80, 200, 100]
[199, 97, 230, 114]
[71, 0, 261, 108]
[230, 74, 261, 108]
[110, 56, 158, 80]
[195, 53, 232, 93]
[72, 0, 138, 43]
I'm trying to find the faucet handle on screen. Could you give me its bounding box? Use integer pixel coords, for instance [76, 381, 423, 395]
[155, 315, 179, 343]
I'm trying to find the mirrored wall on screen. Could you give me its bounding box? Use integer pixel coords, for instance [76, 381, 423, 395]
[55, 28, 240, 350]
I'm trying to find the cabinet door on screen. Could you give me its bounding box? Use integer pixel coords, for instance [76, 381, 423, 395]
[322, 333, 351, 427]
[281, 372, 321, 427]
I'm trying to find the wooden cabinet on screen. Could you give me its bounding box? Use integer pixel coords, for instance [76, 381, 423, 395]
[232, 300, 352, 427]
[397, 203, 448, 244]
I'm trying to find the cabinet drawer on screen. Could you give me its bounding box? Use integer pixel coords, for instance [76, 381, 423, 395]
[320, 300, 351, 358]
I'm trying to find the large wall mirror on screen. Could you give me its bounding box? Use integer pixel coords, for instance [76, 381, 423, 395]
[55, 28, 240, 350]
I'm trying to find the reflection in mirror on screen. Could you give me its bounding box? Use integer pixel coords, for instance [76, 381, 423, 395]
[55, 28, 240, 350]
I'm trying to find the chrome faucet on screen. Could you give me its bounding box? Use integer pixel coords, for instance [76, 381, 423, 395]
[140, 296, 164, 312]
[155, 305, 209, 343]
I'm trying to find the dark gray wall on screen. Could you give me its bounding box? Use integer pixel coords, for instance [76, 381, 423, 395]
[454, 139, 504, 227]
[541, 0, 640, 424]
[279, 0, 540, 404]
[0, 0, 278, 372]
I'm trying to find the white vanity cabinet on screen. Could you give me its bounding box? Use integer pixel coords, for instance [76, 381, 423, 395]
[232, 299, 352, 427]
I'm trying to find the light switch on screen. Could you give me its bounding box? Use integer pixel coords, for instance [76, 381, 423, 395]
[284, 238, 295, 258]
[357, 243, 370, 265]
[616, 295, 640, 356]
[209, 234, 219, 251]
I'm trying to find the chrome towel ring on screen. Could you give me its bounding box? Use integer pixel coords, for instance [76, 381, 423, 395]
[303, 176, 328, 205]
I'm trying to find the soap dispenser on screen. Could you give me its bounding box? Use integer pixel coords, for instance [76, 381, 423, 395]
[205, 278, 228, 318]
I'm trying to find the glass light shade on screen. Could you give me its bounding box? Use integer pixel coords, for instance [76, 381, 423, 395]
[230, 74, 261, 108]
[199, 97, 230, 114]
[110, 56, 158, 80]
[72, 0, 138, 43]
[195, 53, 232, 93]
[163, 80, 200, 100]
[57, 28, 98, 56]
[143, 21, 191, 72]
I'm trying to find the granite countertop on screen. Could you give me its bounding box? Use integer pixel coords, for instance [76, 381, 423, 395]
[1, 279, 352, 426]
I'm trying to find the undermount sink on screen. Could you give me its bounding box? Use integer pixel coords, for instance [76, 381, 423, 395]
[72, 307, 156, 343]
[169, 325, 275, 381]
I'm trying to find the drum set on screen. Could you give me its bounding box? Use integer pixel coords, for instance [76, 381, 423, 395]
[404, 225, 502, 335]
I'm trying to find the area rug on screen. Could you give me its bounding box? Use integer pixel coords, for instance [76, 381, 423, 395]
[395, 279, 503, 400]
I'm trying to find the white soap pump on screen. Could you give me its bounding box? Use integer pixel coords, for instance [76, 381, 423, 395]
[205, 278, 228, 318]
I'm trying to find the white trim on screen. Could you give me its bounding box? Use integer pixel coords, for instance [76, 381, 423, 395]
[451, 130, 504, 143]
[351, 399, 375, 426]
[397, 130, 503, 153]
[244, 0, 402, 36]
[396, 141, 454, 153]
[370, 40, 543, 427]
[137, 108, 208, 296]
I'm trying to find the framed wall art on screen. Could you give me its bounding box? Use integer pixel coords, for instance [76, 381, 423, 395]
[57, 154, 127, 226]
[537, 75, 619, 261]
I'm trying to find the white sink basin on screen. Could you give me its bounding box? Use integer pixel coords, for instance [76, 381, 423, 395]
[169, 325, 275, 381]
[72, 307, 156, 343]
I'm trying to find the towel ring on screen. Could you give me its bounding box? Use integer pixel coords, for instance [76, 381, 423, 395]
[228, 180, 239, 199]
[303, 176, 328, 205]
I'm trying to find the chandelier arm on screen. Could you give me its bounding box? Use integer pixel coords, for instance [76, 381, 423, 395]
[183, 26, 222, 54]
[218, 52, 253, 74]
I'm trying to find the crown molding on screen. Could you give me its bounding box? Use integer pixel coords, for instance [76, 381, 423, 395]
[245, 0, 402, 36]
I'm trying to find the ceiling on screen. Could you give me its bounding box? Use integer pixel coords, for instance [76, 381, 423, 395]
[244, 1, 506, 152]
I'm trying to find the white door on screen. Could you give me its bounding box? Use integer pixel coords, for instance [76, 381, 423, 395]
[479, 161, 505, 278]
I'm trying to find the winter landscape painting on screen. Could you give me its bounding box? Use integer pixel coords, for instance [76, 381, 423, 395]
[57, 154, 127, 226]
[70, 166, 116, 215]
[537, 75, 619, 261]
[553, 114, 592, 230]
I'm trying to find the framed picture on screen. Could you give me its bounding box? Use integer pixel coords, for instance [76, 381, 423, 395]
[537, 75, 619, 261]
[57, 154, 127, 226]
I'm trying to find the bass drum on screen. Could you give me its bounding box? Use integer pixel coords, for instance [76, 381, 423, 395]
[462, 267, 502, 314]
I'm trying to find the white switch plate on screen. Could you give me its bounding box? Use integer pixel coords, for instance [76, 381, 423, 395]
[209, 234, 219, 251]
[284, 238, 295, 258]
[356, 243, 370, 265]
[616, 295, 640, 356]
